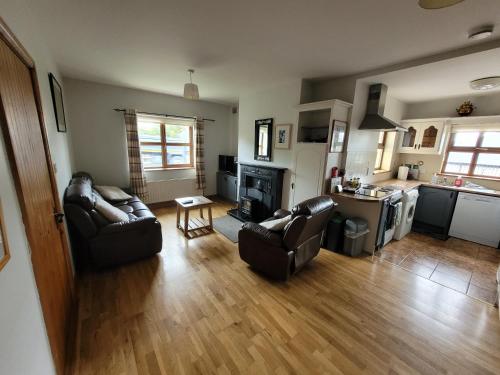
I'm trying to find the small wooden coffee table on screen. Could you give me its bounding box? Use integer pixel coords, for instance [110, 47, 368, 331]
[175, 196, 214, 239]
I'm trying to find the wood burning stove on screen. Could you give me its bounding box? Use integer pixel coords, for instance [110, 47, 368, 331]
[228, 163, 286, 222]
[240, 196, 258, 218]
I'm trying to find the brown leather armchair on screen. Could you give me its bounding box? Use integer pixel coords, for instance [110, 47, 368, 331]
[238, 196, 336, 280]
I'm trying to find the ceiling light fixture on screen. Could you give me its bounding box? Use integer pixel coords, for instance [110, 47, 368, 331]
[468, 26, 494, 40]
[470, 77, 500, 91]
[183, 69, 199, 100]
[418, 0, 464, 9]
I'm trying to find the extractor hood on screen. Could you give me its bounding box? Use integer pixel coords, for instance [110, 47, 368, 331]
[359, 84, 407, 132]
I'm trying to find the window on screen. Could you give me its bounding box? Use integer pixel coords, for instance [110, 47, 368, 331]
[374, 131, 386, 170]
[138, 117, 194, 170]
[442, 131, 500, 178]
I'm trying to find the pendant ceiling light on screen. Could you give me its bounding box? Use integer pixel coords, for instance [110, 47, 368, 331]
[183, 69, 199, 100]
[418, 0, 464, 9]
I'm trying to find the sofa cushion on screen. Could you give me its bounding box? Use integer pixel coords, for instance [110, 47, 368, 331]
[130, 210, 156, 219]
[94, 185, 132, 201]
[72, 171, 93, 184]
[65, 179, 95, 211]
[94, 196, 130, 223]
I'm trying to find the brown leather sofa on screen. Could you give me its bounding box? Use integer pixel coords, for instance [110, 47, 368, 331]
[238, 195, 336, 280]
[64, 172, 162, 269]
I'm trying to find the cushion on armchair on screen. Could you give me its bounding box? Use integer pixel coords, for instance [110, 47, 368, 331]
[259, 215, 292, 231]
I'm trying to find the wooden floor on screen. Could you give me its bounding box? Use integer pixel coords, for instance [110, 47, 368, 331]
[74, 200, 500, 375]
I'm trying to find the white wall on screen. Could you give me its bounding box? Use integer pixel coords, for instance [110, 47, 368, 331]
[64, 78, 234, 196]
[0, 0, 76, 374]
[228, 110, 239, 156]
[237, 80, 302, 209]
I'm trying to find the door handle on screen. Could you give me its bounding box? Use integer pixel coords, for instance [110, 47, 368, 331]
[291, 183, 295, 190]
[54, 212, 65, 224]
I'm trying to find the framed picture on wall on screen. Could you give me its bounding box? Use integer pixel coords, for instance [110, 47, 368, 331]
[49, 73, 67, 133]
[0, 199, 11, 272]
[275, 124, 292, 149]
[330, 120, 347, 153]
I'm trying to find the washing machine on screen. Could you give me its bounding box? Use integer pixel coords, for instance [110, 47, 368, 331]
[393, 189, 419, 240]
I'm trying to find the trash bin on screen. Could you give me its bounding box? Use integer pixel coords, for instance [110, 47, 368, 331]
[324, 212, 345, 253]
[343, 217, 369, 257]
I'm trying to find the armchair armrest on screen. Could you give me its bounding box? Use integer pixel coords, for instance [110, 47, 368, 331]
[273, 209, 291, 219]
[100, 216, 157, 235]
[239, 222, 282, 247]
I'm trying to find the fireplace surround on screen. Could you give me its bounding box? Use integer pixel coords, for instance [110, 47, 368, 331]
[228, 163, 286, 222]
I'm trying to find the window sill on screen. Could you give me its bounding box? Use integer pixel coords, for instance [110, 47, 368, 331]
[438, 173, 500, 182]
[145, 167, 195, 172]
[373, 169, 390, 175]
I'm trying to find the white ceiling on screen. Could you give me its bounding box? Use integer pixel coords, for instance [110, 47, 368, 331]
[365, 48, 500, 102]
[26, 0, 500, 104]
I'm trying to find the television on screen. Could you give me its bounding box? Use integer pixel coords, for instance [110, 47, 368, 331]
[218, 155, 237, 175]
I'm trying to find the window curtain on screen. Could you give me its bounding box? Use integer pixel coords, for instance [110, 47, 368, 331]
[124, 109, 148, 200]
[195, 117, 206, 192]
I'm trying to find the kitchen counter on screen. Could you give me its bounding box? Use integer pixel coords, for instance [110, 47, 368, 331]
[332, 178, 500, 201]
[419, 182, 500, 198]
[332, 179, 421, 202]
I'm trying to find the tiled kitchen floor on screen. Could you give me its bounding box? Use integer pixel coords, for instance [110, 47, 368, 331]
[376, 232, 499, 305]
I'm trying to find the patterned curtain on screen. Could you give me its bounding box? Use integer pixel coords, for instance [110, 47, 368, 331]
[195, 117, 206, 192]
[124, 109, 148, 200]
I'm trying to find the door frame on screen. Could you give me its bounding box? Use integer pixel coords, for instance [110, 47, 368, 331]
[0, 17, 76, 375]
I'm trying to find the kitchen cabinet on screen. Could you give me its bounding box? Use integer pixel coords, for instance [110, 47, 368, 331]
[449, 192, 500, 247]
[398, 120, 447, 155]
[217, 171, 238, 202]
[412, 186, 458, 240]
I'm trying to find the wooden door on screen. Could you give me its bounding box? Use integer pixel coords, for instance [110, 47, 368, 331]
[0, 34, 74, 374]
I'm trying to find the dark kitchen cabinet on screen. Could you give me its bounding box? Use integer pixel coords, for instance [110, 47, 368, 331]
[412, 186, 458, 240]
[217, 171, 238, 202]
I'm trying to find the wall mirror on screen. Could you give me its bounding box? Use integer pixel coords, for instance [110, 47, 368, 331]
[0, 199, 11, 272]
[254, 118, 273, 161]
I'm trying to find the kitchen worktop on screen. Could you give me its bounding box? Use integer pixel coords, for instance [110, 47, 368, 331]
[332, 178, 500, 202]
[419, 182, 500, 198]
[332, 179, 421, 202]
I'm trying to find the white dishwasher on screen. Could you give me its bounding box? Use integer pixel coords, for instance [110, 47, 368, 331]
[449, 192, 500, 247]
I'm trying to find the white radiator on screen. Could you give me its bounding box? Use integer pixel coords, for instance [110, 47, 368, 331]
[146, 178, 200, 203]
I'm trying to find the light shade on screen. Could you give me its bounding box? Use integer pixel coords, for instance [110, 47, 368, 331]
[183, 83, 199, 100]
[470, 77, 500, 91]
[418, 0, 464, 9]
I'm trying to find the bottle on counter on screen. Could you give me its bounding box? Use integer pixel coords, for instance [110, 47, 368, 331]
[431, 173, 438, 184]
[454, 175, 463, 187]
